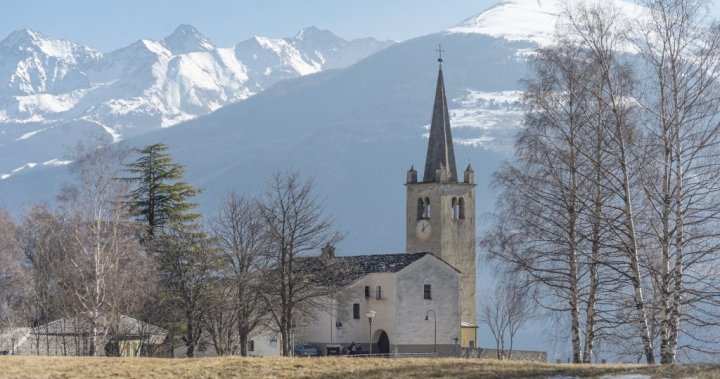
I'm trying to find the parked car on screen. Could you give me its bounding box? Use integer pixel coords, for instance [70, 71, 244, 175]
[293, 343, 320, 357]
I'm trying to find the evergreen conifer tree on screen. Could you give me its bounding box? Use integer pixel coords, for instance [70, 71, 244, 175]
[125, 143, 201, 238]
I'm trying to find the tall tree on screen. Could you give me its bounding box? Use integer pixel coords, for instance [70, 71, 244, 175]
[567, 2, 656, 363]
[209, 192, 268, 356]
[258, 172, 342, 356]
[482, 38, 610, 363]
[634, 0, 720, 364]
[125, 142, 207, 357]
[153, 222, 217, 358]
[125, 143, 201, 239]
[56, 143, 145, 356]
[15, 204, 69, 355]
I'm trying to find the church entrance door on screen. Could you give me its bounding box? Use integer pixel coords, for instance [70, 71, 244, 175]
[377, 331, 389, 354]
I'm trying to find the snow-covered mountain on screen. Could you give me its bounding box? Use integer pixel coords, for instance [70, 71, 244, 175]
[0, 25, 392, 132]
[0, 25, 392, 180]
[448, 0, 646, 50]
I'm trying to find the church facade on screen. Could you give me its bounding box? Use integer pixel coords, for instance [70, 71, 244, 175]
[251, 57, 477, 356]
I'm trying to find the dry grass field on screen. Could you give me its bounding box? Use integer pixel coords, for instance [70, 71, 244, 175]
[0, 356, 719, 379]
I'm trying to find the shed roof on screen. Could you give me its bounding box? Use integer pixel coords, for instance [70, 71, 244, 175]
[32, 315, 167, 342]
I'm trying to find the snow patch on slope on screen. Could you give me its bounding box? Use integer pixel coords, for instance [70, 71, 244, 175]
[422, 90, 524, 152]
[16, 127, 48, 140]
[43, 159, 72, 166]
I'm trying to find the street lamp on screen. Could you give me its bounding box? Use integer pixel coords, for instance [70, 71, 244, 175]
[366, 310, 376, 354]
[425, 310, 437, 355]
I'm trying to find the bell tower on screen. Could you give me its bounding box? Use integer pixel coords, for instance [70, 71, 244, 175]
[406, 51, 477, 341]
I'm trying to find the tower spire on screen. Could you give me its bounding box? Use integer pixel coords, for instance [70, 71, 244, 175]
[423, 49, 457, 183]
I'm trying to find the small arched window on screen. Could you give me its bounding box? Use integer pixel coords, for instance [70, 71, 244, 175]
[452, 197, 459, 219]
[417, 198, 425, 220]
[424, 197, 431, 219]
[458, 197, 465, 220]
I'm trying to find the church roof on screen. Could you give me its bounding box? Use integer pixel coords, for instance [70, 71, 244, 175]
[340, 252, 428, 276]
[297, 252, 434, 287]
[423, 63, 458, 183]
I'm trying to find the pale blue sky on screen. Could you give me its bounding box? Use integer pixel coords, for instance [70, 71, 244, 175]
[2, 0, 498, 51]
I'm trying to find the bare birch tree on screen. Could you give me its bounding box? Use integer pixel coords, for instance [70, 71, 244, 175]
[633, 0, 720, 364]
[565, 3, 657, 363]
[481, 37, 611, 363]
[55, 143, 144, 356]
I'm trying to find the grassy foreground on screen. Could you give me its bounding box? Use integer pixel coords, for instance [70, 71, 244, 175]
[0, 356, 719, 379]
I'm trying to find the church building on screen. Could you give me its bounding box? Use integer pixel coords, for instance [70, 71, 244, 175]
[251, 55, 477, 356]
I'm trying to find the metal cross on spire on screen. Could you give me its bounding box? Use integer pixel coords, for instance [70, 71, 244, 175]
[436, 44, 444, 63]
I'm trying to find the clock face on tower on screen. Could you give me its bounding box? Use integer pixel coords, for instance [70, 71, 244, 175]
[416, 219, 431, 240]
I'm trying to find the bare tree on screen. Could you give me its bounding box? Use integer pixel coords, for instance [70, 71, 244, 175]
[479, 278, 535, 360]
[15, 204, 68, 355]
[0, 210, 23, 329]
[201, 279, 239, 356]
[481, 36, 615, 363]
[153, 221, 217, 357]
[207, 192, 268, 356]
[55, 143, 145, 356]
[633, 0, 720, 364]
[565, 2, 657, 363]
[258, 172, 342, 356]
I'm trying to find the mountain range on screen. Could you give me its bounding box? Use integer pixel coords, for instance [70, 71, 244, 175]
[0, 25, 392, 180]
[0, 0, 650, 251]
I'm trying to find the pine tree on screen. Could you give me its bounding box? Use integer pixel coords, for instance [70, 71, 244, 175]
[125, 143, 201, 238]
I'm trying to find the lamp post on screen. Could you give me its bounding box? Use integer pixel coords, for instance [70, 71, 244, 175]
[366, 310, 376, 354]
[425, 310, 437, 356]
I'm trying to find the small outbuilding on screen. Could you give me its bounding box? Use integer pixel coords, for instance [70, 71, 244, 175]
[0, 315, 168, 357]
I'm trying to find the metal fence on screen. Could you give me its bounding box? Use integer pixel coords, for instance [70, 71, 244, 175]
[347, 352, 438, 358]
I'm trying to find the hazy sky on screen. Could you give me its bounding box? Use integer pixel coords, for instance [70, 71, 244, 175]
[1, 0, 500, 52]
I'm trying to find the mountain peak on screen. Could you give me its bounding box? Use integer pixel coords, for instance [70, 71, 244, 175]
[0, 27, 100, 61]
[162, 24, 214, 54]
[447, 0, 558, 46]
[1, 27, 44, 47]
[447, 0, 644, 47]
[293, 26, 343, 43]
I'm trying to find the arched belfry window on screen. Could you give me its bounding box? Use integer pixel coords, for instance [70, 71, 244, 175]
[458, 197, 465, 220]
[452, 198, 465, 220]
[418, 198, 431, 219]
